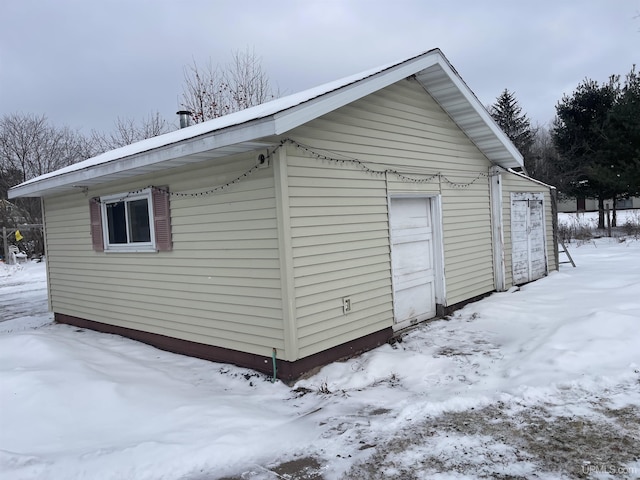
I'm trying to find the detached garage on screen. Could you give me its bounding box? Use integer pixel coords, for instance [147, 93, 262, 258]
[9, 49, 557, 380]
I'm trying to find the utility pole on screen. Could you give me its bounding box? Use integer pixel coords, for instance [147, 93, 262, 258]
[2, 226, 7, 263]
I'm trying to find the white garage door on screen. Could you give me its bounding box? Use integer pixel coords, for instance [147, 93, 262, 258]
[390, 197, 437, 327]
[511, 192, 547, 285]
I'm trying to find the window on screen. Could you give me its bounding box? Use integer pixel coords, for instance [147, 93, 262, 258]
[618, 198, 632, 209]
[90, 187, 172, 252]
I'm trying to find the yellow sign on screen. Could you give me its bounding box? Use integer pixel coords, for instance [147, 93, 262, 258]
[15, 230, 23, 241]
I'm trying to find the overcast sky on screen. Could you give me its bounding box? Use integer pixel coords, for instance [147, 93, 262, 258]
[1, 1, 638, 136]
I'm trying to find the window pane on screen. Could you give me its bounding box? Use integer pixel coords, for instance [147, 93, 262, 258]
[127, 198, 151, 242]
[106, 202, 127, 244]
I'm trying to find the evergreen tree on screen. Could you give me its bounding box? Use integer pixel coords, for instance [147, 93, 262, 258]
[552, 68, 640, 228]
[489, 90, 535, 171]
[605, 66, 640, 198]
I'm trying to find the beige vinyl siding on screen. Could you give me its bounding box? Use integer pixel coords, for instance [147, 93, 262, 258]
[44, 153, 284, 357]
[286, 156, 392, 358]
[439, 178, 494, 304]
[286, 78, 497, 357]
[501, 171, 557, 288]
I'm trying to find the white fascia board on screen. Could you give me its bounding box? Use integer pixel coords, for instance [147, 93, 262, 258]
[272, 52, 442, 134]
[9, 118, 277, 198]
[426, 58, 524, 168]
[506, 168, 556, 189]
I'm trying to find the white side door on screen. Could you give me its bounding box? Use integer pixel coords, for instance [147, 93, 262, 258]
[511, 193, 547, 284]
[390, 197, 436, 327]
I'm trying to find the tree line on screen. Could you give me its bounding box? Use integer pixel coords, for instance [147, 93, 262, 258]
[489, 65, 640, 228]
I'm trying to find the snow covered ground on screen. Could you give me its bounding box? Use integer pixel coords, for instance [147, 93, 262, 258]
[558, 209, 640, 240]
[1, 235, 639, 479]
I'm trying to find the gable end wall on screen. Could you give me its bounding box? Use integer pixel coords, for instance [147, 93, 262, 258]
[285, 78, 498, 358]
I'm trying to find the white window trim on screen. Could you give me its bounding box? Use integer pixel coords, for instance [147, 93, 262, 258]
[100, 188, 157, 252]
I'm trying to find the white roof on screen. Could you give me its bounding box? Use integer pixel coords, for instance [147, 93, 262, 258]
[9, 48, 523, 198]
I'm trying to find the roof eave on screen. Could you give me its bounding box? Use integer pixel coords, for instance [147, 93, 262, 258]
[415, 57, 524, 168]
[8, 117, 278, 198]
[10, 48, 523, 197]
[507, 168, 556, 189]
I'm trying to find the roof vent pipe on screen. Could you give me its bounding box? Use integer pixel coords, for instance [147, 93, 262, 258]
[176, 110, 192, 129]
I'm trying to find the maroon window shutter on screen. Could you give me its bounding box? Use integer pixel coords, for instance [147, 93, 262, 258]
[153, 187, 172, 251]
[89, 198, 104, 252]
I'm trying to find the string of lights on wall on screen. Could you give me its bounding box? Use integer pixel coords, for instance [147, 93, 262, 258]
[282, 138, 489, 188]
[89, 150, 276, 204]
[90, 137, 489, 203]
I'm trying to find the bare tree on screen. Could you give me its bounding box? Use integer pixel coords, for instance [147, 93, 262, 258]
[0, 112, 92, 256]
[91, 111, 172, 153]
[181, 59, 228, 122]
[181, 47, 278, 123]
[0, 113, 92, 189]
[528, 124, 560, 185]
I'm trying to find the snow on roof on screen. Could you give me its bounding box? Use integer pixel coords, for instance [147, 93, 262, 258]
[9, 48, 523, 198]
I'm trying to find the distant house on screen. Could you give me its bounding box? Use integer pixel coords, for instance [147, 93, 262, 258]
[9, 49, 557, 380]
[557, 196, 640, 213]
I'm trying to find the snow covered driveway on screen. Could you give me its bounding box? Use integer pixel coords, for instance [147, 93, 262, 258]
[1, 238, 639, 479]
[0, 262, 49, 331]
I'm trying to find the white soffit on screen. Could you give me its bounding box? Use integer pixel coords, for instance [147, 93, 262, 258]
[415, 61, 523, 169]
